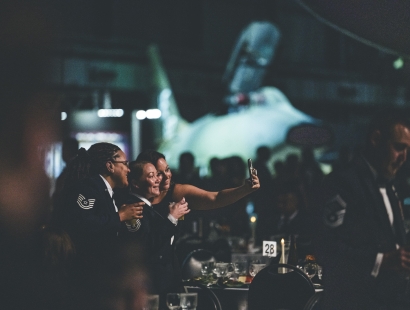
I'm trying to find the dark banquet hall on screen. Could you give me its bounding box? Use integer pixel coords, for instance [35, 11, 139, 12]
[2, 0, 410, 309]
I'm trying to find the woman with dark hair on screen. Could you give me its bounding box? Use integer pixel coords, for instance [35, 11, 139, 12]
[124, 160, 189, 308]
[55, 142, 144, 266]
[136, 150, 260, 216]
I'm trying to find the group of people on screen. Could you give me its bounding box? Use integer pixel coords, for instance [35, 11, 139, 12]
[51, 144, 260, 309]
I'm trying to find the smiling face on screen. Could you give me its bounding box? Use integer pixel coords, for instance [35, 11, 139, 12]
[155, 158, 172, 191]
[133, 163, 160, 199]
[372, 123, 410, 179]
[111, 150, 130, 188]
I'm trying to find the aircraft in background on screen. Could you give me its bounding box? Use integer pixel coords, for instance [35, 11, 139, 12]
[147, 22, 323, 169]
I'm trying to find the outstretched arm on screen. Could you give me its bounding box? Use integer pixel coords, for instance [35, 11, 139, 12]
[172, 174, 260, 210]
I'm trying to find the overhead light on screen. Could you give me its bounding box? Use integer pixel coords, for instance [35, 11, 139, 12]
[393, 57, 404, 69]
[146, 109, 162, 119]
[136, 110, 147, 120]
[61, 112, 67, 121]
[136, 109, 161, 120]
[97, 109, 124, 117]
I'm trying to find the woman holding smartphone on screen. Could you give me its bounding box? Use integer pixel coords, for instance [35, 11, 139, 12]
[136, 150, 260, 217]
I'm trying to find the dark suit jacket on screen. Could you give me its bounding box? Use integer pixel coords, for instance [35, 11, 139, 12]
[122, 194, 181, 296]
[314, 155, 408, 309]
[57, 175, 121, 262]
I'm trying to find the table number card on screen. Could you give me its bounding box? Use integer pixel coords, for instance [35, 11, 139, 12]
[262, 241, 277, 257]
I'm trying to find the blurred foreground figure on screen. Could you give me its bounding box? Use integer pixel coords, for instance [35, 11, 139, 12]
[315, 110, 410, 309]
[0, 1, 58, 309]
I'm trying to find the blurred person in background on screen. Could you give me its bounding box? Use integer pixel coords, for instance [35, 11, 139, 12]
[173, 151, 202, 187]
[315, 110, 410, 309]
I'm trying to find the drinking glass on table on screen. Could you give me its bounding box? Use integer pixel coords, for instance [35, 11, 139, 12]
[249, 260, 266, 278]
[226, 263, 235, 279]
[213, 262, 229, 279]
[143, 294, 159, 310]
[166, 293, 181, 310]
[180, 293, 197, 310]
[200, 261, 214, 281]
[303, 262, 318, 279]
[233, 261, 248, 281]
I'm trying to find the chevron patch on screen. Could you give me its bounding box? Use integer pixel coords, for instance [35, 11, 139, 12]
[77, 194, 95, 210]
[125, 219, 141, 232]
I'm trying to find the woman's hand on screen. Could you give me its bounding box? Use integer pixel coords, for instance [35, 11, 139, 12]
[169, 197, 190, 219]
[246, 170, 260, 191]
[118, 202, 144, 222]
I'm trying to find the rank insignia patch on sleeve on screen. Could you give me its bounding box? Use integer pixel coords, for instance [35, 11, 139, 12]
[323, 194, 346, 228]
[125, 219, 141, 232]
[77, 194, 96, 209]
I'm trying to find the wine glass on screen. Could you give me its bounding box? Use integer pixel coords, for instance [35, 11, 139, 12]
[226, 263, 235, 279]
[233, 261, 247, 281]
[249, 261, 266, 277]
[200, 261, 214, 281]
[213, 262, 228, 279]
[166, 293, 181, 310]
[303, 262, 318, 279]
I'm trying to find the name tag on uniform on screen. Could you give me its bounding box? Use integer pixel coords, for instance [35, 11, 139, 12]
[263, 241, 277, 257]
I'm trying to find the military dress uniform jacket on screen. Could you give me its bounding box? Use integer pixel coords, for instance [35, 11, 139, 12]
[122, 194, 181, 296]
[315, 155, 408, 310]
[58, 175, 121, 263]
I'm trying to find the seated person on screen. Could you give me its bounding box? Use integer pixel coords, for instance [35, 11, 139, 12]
[257, 180, 312, 258]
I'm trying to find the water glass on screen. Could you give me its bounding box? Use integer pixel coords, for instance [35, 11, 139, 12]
[249, 261, 266, 277]
[200, 261, 214, 279]
[180, 293, 197, 310]
[233, 261, 247, 280]
[143, 294, 159, 310]
[226, 263, 235, 279]
[303, 262, 318, 279]
[166, 293, 181, 310]
[213, 262, 229, 278]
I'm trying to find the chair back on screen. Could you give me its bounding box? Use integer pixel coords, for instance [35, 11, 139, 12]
[184, 283, 222, 310]
[181, 249, 216, 280]
[248, 263, 315, 310]
[303, 291, 323, 310]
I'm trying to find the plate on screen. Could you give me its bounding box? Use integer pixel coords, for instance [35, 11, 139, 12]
[223, 280, 246, 288]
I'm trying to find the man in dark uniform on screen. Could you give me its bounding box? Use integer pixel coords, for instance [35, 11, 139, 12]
[315, 110, 410, 309]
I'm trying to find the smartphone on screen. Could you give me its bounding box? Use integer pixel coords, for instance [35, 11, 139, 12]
[248, 158, 253, 179]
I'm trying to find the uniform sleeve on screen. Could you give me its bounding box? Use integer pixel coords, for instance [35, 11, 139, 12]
[314, 176, 380, 279]
[64, 181, 121, 237]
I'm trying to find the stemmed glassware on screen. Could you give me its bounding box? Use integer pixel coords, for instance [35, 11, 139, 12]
[200, 261, 215, 282]
[166, 293, 181, 310]
[233, 261, 247, 281]
[213, 262, 229, 279]
[249, 260, 266, 278]
[303, 262, 318, 279]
